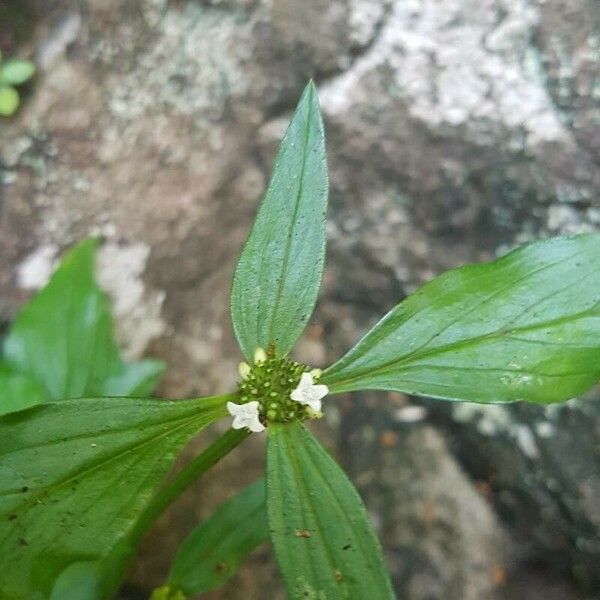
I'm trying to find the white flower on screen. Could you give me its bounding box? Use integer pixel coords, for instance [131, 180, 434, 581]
[226, 401, 265, 433]
[290, 373, 329, 412]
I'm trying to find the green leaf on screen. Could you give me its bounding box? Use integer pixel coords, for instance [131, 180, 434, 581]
[101, 359, 165, 397]
[0, 394, 228, 599]
[322, 234, 600, 404]
[49, 562, 102, 600]
[0, 59, 35, 86]
[165, 478, 268, 596]
[230, 81, 328, 360]
[0, 86, 19, 116]
[267, 422, 395, 600]
[3, 239, 164, 405]
[0, 362, 46, 416]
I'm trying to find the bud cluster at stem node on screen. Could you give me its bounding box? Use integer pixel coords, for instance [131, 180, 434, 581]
[236, 347, 325, 427]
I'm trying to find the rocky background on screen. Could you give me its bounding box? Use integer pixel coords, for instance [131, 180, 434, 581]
[1, 1, 599, 599]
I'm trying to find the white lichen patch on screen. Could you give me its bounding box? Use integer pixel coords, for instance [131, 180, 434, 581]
[546, 205, 596, 234]
[453, 402, 514, 436]
[37, 12, 82, 70]
[16, 244, 58, 290]
[395, 405, 427, 423]
[348, 0, 390, 49]
[15, 240, 166, 360]
[96, 242, 166, 360]
[452, 403, 564, 459]
[514, 424, 539, 459]
[321, 0, 568, 146]
[103, 3, 249, 129]
[534, 421, 555, 439]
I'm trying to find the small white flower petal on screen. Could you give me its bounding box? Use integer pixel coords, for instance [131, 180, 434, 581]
[226, 401, 264, 433]
[247, 417, 265, 433]
[305, 397, 322, 412]
[299, 372, 314, 387]
[227, 401, 243, 416]
[290, 372, 329, 411]
[310, 384, 329, 400]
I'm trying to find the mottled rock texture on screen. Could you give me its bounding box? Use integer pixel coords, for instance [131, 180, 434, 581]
[1, 0, 599, 598]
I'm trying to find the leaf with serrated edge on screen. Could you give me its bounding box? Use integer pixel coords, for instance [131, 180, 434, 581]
[267, 422, 395, 599]
[230, 81, 328, 360]
[0, 394, 228, 599]
[166, 478, 268, 595]
[322, 234, 600, 403]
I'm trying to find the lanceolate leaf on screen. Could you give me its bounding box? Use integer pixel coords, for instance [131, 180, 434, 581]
[322, 234, 600, 403]
[0, 394, 228, 599]
[165, 478, 268, 596]
[267, 422, 395, 600]
[0, 362, 46, 416]
[2, 239, 164, 411]
[230, 81, 328, 360]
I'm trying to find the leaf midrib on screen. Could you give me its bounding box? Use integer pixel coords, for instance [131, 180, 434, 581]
[0, 408, 219, 511]
[326, 302, 599, 388]
[266, 86, 314, 350]
[283, 425, 351, 599]
[300, 428, 393, 596]
[0, 398, 222, 458]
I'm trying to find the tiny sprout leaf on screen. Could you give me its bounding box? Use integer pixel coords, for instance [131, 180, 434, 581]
[230, 81, 328, 360]
[0, 394, 228, 598]
[323, 234, 600, 404]
[0, 59, 35, 86]
[0, 86, 20, 116]
[165, 478, 268, 596]
[2, 239, 164, 413]
[266, 422, 395, 599]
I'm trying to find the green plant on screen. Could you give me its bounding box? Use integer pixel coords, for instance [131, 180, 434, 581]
[1, 81, 599, 599]
[0, 52, 35, 116]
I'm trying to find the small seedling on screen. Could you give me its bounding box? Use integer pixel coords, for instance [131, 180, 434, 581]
[0, 52, 35, 116]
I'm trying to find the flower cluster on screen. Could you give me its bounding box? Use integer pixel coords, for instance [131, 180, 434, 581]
[226, 348, 328, 433]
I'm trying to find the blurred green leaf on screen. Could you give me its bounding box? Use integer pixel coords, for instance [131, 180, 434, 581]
[267, 422, 395, 599]
[165, 478, 268, 596]
[0, 59, 35, 86]
[0, 362, 46, 416]
[0, 394, 228, 599]
[0, 86, 19, 116]
[101, 359, 165, 397]
[2, 239, 164, 414]
[230, 80, 328, 360]
[150, 585, 186, 600]
[323, 234, 600, 404]
[49, 562, 103, 600]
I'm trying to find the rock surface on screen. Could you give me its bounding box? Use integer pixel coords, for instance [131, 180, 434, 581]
[1, 0, 599, 598]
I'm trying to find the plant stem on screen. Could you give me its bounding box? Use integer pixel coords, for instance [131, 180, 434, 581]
[130, 427, 249, 543]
